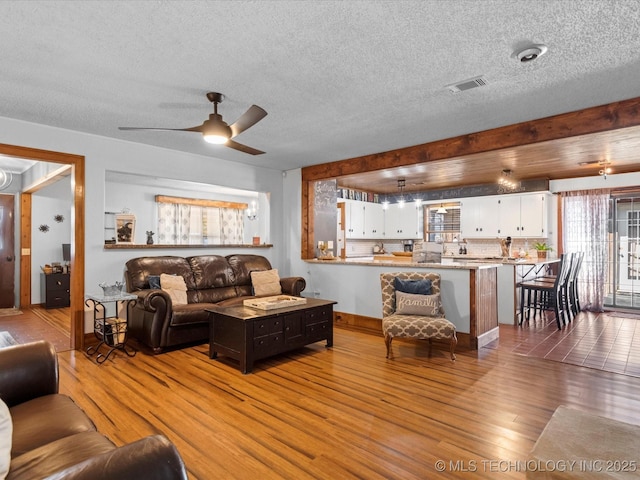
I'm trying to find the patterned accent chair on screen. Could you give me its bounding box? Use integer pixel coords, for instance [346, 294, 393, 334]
[380, 272, 457, 361]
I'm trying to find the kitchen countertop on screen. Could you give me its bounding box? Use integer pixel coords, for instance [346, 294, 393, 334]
[306, 255, 559, 269]
[306, 256, 502, 270]
[442, 256, 560, 266]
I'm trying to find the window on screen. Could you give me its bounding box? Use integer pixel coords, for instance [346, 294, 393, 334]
[425, 203, 460, 242]
[156, 196, 245, 245]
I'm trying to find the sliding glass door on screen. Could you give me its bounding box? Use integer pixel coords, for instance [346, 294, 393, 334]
[609, 196, 640, 309]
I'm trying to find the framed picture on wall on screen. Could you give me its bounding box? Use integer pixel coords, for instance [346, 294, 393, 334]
[115, 214, 136, 244]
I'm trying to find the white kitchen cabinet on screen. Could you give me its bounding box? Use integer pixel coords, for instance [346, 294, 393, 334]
[364, 201, 385, 237]
[344, 199, 365, 239]
[385, 203, 422, 239]
[341, 199, 386, 239]
[497, 193, 549, 238]
[460, 196, 500, 238]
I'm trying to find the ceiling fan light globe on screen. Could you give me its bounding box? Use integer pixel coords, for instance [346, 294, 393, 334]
[202, 115, 232, 144]
[203, 134, 229, 144]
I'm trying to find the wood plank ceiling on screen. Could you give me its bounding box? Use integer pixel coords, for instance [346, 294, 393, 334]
[302, 97, 640, 195]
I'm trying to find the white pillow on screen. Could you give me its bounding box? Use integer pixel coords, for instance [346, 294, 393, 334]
[395, 291, 441, 316]
[251, 269, 282, 297]
[0, 398, 12, 479]
[160, 273, 188, 305]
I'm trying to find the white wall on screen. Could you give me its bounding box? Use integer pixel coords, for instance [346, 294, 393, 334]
[0, 115, 286, 332]
[31, 177, 72, 303]
[550, 171, 640, 192]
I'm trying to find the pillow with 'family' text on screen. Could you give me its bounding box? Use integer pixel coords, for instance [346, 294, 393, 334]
[395, 291, 440, 316]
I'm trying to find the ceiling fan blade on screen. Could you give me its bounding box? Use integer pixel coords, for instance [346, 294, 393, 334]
[229, 105, 267, 138]
[118, 125, 203, 132]
[226, 139, 265, 155]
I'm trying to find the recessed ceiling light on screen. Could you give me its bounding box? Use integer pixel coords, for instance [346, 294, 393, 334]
[514, 44, 548, 62]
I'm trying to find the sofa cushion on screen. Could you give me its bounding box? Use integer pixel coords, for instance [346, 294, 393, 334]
[250, 269, 282, 296]
[0, 398, 11, 479]
[9, 395, 96, 457]
[8, 431, 114, 480]
[226, 254, 273, 288]
[161, 274, 188, 305]
[170, 303, 216, 327]
[187, 255, 236, 290]
[125, 256, 196, 291]
[148, 275, 161, 289]
[394, 277, 432, 295]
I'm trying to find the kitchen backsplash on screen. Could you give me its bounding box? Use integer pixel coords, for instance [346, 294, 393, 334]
[344, 238, 551, 258]
[443, 238, 548, 257]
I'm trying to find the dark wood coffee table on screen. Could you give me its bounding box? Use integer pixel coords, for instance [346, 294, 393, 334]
[206, 297, 336, 374]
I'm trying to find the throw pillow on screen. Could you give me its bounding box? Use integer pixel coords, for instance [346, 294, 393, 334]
[251, 269, 282, 296]
[394, 277, 432, 295]
[148, 275, 161, 289]
[395, 291, 441, 316]
[160, 273, 188, 305]
[0, 398, 12, 479]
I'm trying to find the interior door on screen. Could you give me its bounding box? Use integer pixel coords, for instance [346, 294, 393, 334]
[0, 194, 15, 308]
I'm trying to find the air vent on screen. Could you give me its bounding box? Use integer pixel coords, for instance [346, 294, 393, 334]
[446, 76, 488, 93]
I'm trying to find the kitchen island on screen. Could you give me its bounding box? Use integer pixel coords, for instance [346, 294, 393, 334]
[442, 255, 560, 324]
[304, 256, 502, 349]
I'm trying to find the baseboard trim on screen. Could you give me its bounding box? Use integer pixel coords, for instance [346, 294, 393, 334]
[477, 327, 499, 349]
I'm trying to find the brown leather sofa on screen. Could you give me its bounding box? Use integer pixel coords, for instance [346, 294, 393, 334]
[125, 254, 306, 353]
[0, 340, 188, 480]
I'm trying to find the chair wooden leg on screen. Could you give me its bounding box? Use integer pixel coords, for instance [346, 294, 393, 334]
[449, 333, 457, 361]
[385, 334, 393, 359]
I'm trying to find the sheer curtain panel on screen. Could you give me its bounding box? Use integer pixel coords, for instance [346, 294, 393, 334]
[561, 189, 610, 312]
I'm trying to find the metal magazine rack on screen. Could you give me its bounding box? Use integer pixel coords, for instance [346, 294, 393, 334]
[85, 293, 138, 364]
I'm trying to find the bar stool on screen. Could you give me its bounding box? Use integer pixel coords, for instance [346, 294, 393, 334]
[519, 253, 573, 329]
[566, 251, 584, 317]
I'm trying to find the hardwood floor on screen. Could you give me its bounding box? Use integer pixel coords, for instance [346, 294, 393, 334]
[0, 305, 70, 351]
[4, 307, 640, 478]
[50, 324, 640, 480]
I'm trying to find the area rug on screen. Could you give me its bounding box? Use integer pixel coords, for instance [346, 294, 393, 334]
[0, 308, 23, 317]
[0, 331, 17, 348]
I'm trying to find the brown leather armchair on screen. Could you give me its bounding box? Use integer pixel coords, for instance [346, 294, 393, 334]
[0, 341, 188, 480]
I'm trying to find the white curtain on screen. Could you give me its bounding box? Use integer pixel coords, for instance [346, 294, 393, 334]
[157, 203, 244, 245]
[157, 203, 191, 244]
[562, 189, 610, 312]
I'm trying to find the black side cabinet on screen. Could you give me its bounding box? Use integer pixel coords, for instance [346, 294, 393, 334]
[41, 272, 70, 308]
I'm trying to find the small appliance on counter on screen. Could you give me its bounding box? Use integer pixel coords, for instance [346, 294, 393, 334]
[413, 242, 442, 263]
[402, 240, 414, 252]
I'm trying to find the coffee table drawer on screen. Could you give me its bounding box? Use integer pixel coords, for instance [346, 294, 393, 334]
[254, 333, 284, 358]
[305, 306, 332, 326]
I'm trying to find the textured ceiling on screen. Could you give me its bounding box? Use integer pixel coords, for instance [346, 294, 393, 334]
[2, 0, 640, 173]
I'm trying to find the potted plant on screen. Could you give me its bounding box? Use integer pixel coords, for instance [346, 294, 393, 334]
[533, 242, 553, 259]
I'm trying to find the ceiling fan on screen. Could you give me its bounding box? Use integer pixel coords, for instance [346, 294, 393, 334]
[118, 92, 267, 155]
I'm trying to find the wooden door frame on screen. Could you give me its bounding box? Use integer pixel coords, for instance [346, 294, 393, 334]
[0, 143, 85, 350]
